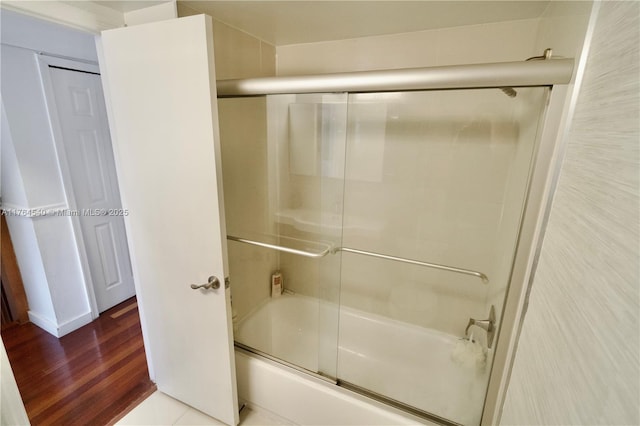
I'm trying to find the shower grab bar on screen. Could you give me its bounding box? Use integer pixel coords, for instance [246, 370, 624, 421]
[334, 247, 488, 283]
[227, 234, 332, 258]
[227, 235, 489, 283]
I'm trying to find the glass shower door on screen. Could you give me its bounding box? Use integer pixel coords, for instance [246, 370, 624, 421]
[337, 87, 549, 425]
[218, 93, 348, 380]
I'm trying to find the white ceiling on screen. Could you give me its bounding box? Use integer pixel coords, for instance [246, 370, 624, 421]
[179, 1, 551, 46]
[94, 0, 169, 13]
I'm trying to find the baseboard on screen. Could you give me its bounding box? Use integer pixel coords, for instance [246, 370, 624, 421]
[28, 310, 60, 337]
[57, 311, 93, 336]
[28, 310, 93, 337]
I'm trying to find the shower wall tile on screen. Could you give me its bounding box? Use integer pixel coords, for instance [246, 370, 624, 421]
[333, 88, 545, 333]
[270, 86, 541, 329]
[276, 30, 439, 75]
[276, 18, 539, 76]
[227, 243, 276, 321]
[203, 12, 277, 319]
[178, 4, 277, 80]
[339, 252, 488, 336]
[533, 1, 592, 59]
[213, 21, 264, 80]
[263, 93, 347, 303]
[219, 97, 278, 320]
[207, 13, 549, 333]
[436, 19, 538, 65]
[262, 85, 546, 339]
[260, 41, 276, 77]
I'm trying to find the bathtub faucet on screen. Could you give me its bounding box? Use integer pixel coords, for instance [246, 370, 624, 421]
[465, 305, 496, 348]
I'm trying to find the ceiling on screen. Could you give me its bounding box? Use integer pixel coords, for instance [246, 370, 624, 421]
[94, 1, 169, 13]
[178, 1, 551, 46]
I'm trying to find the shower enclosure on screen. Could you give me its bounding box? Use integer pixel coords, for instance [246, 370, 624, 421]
[217, 63, 563, 425]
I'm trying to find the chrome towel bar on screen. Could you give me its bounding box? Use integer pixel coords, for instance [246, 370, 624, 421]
[226, 235, 332, 258]
[227, 235, 489, 283]
[335, 247, 489, 283]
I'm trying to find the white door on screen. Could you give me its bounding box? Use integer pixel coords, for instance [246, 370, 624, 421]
[99, 15, 239, 426]
[49, 67, 136, 313]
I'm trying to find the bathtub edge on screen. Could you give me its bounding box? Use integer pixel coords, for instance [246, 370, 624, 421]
[235, 348, 433, 426]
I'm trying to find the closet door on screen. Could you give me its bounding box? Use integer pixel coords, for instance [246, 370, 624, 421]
[100, 15, 238, 426]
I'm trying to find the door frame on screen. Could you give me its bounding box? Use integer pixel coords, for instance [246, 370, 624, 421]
[36, 54, 105, 320]
[479, 85, 567, 424]
[1, 215, 30, 326]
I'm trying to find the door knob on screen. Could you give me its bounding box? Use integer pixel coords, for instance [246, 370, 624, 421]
[190, 276, 220, 290]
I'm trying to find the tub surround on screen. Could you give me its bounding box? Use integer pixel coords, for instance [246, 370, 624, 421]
[236, 293, 489, 425]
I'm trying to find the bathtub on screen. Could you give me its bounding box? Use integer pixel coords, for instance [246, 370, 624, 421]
[234, 293, 490, 425]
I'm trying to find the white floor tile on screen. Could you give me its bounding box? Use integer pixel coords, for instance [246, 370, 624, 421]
[239, 405, 295, 425]
[117, 391, 191, 425]
[120, 391, 297, 426]
[174, 408, 225, 425]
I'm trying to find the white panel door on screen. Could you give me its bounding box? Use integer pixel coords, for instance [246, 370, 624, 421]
[49, 67, 135, 313]
[100, 15, 239, 426]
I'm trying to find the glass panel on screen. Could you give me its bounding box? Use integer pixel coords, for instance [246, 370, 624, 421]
[218, 94, 347, 379]
[337, 87, 549, 424]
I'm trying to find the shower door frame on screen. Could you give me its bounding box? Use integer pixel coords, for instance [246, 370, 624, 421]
[480, 83, 570, 424]
[216, 61, 576, 425]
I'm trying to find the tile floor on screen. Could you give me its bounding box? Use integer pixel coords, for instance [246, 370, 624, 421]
[117, 391, 295, 425]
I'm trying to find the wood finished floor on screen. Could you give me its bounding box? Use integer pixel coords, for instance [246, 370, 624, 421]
[2, 297, 155, 425]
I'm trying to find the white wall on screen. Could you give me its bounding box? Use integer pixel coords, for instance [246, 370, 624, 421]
[1, 105, 56, 323]
[0, 8, 99, 62]
[0, 0, 124, 33]
[501, 2, 640, 423]
[276, 18, 540, 75]
[1, 9, 97, 336]
[0, 104, 28, 209]
[2, 0, 179, 34]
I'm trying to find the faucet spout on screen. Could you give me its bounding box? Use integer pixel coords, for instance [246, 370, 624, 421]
[465, 318, 491, 334]
[465, 305, 496, 348]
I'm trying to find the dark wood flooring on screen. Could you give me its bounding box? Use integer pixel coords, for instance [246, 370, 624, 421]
[1, 297, 155, 425]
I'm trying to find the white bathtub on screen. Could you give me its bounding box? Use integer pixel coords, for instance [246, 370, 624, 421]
[234, 293, 490, 425]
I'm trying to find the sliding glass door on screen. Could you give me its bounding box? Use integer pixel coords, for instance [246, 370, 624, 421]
[218, 94, 347, 380]
[336, 87, 549, 424]
[218, 86, 550, 425]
